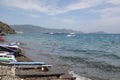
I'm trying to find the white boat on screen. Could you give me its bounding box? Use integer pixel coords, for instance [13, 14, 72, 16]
[1, 41, 21, 49]
[67, 33, 76, 37]
[0, 51, 11, 55]
[1, 44, 20, 49]
[0, 54, 17, 62]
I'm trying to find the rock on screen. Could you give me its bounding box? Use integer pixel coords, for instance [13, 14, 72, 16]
[0, 21, 16, 35]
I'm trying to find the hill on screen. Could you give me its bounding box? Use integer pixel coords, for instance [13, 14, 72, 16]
[0, 21, 15, 35]
[88, 31, 107, 34]
[11, 25, 83, 33]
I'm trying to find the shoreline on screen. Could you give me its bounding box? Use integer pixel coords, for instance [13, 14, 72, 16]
[0, 44, 76, 80]
[22, 48, 70, 74]
[0, 40, 111, 80]
[21, 47, 93, 80]
[23, 48, 119, 80]
[2, 37, 114, 80]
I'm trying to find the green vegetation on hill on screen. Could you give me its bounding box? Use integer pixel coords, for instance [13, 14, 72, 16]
[0, 21, 15, 35]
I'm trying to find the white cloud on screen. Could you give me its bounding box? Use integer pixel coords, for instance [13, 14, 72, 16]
[1, 0, 120, 16]
[29, 14, 41, 18]
[107, 0, 120, 5]
[48, 0, 106, 15]
[61, 19, 75, 23]
[98, 7, 120, 18]
[82, 0, 120, 33]
[0, 0, 48, 12]
[65, 0, 104, 11]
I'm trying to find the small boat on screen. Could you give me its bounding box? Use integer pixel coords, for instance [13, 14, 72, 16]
[0, 54, 17, 63]
[0, 36, 4, 42]
[67, 33, 76, 37]
[0, 51, 14, 55]
[9, 41, 21, 46]
[1, 44, 20, 50]
[0, 42, 22, 56]
[0, 46, 20, 57]
[50, 32, 56, 35]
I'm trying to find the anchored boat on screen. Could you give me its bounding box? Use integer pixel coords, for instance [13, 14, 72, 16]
[67, 33, 76, 37]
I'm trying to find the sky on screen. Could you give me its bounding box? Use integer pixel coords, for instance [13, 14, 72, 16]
[0, 0, 120, 33]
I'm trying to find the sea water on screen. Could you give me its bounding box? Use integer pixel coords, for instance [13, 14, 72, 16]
[3, 33, 120, 80]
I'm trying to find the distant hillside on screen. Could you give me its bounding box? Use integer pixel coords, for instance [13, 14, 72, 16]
[89, 31, 107, 34]
[11, 25, 83, 33]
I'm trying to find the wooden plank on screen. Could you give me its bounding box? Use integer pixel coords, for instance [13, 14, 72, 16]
[16, 71, 65, 78]
[14, 65, 52, 69]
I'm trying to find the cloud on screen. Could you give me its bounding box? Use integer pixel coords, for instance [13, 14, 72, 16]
[65, 0, 104, 11]
[1, 0, 120, 16]
[0, 0, 48, 12]
[0, 0, 106, 15]
[107, 0, 120, 5]
[98, 7, 120, 18]
[29, 14, 41, 18]
[48, 0, 105, 15]
[61, 19, 75, 23]
[82, 0, 120, 33]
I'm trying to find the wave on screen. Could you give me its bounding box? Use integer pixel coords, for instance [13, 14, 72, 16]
[60, 56, 120, 72]
[62, 48, 107, 54]
[69, 71, 91, 80]
[101, 54, 120, 59]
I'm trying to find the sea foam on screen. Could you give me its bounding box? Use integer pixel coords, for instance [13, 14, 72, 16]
[69, 71, 91, 80]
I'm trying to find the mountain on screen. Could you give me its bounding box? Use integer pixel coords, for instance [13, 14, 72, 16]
[11, 25, 83, 33]
[89, 31, 107, 34]
[0, 21, 15, 35]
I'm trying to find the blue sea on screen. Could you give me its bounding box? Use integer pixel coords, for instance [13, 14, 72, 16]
[3, 33, 120, 80]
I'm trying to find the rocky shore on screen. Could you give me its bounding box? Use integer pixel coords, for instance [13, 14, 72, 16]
[0, 21, 16, 35]
[0, 47, 75, 80]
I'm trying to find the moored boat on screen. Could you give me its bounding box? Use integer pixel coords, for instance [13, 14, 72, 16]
[67, 33, 76, 37]
[0, 54, 17, 63]
[0, 36, 4, 42]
